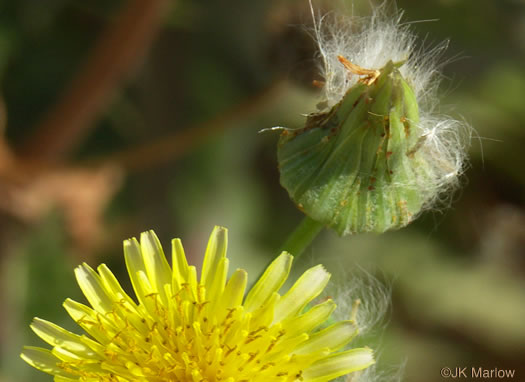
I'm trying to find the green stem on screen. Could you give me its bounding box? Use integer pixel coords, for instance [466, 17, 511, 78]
[278, 216, 324, 259]
[255, 216, 324, 283]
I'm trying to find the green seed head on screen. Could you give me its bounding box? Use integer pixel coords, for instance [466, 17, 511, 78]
[278, 60, 438, 235]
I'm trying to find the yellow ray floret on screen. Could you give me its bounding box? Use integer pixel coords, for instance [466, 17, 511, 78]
[21, 226, 374, 381]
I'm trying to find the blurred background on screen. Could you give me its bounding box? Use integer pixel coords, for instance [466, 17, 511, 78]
[1, 0, 524, 381]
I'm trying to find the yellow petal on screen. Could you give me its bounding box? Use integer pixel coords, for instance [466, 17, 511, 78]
[250, 292, 280, 329]
[135, 269, 159, 318]
[207, 257, 229, 314]
[123, 237, 148, 306]
[274, 265, 330, 322]
[244, 252, 292, 312]
[302, 347, 375, 382]
[54, 376, 79, 382]
[294, 320, 358, 354]
[201, 226, 228, 291]
[266, 332, 309, 360]
[30, 318, 101, 359]
[187, 265, 199, 300]
[220, 268, 247, 309]
[140, 230, 172, 305]
[281, 299, 336, 338]
[51, 346, 86, 363]
[172, 238, 189, 289]
[62, 299, 112, 344]
[20, 347, 74, 377]
[79, 335, 105, 356]
[74, 263, 113, 314]
[97, 264, 135, 305]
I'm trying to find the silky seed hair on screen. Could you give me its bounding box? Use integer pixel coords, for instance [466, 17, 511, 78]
[319, 265, 399, 382]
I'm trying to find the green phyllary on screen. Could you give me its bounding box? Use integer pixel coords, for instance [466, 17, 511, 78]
[277, 5, 469, 236]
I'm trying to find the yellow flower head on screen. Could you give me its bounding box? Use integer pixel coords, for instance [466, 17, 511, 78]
[21, 227, 374, 381]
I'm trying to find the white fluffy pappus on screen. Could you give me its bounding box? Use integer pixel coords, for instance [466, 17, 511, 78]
[309, 0, 471, 211]
[324, 267, 391, 334]
[320, 266, 403, 382]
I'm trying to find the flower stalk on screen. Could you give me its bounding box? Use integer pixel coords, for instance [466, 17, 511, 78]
[279, 215, 325, 259]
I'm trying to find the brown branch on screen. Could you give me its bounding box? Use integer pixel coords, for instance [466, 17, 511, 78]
[87, 79, 287, 172]
[19, 0, 172, 163]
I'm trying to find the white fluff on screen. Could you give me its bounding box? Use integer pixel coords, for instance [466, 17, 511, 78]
[309, 0, 470, 211]
[323, 267, 403, 382]
[312, 1, 441, 110]
[327, 268, 391, 334]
